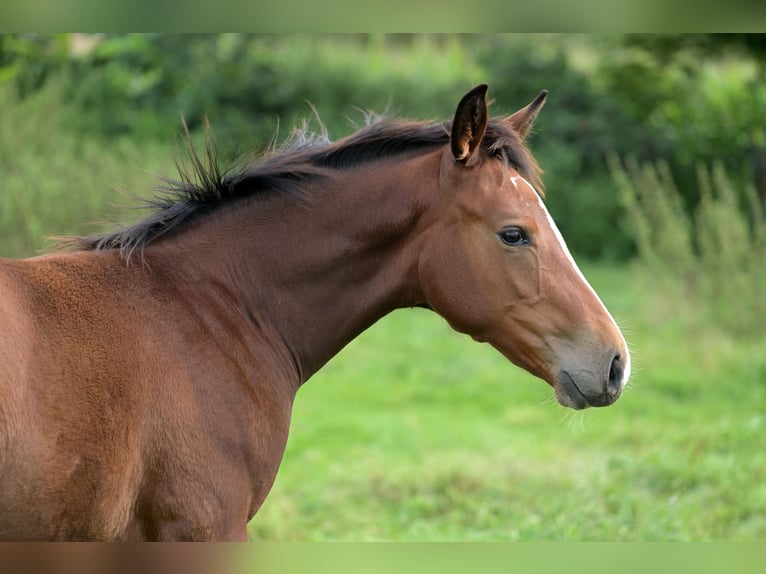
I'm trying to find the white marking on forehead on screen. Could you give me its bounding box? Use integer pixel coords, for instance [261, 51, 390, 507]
[511, 174, 632, 387]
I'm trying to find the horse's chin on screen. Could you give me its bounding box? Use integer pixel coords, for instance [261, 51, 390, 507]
[553, 384, 590, 410]
[554, 369, 620, 410]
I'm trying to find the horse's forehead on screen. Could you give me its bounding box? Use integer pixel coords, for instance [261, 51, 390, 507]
[510, 173, 574, 259]
[507, 173, 545, 211]
[509, 174, 536, 196]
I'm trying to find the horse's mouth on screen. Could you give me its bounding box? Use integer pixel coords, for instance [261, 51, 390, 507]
[555, 371, 590, 410]
[555, 370, 619, 410]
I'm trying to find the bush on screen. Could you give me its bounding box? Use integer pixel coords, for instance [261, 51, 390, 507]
[56, 34, 484, 149]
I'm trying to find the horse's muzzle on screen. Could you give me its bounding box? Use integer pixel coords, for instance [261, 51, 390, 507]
[555, 353, 625, 410]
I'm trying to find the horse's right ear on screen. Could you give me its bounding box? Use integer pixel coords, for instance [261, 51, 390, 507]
[451, 84, 489, 164]
[507, 89, 547, 139]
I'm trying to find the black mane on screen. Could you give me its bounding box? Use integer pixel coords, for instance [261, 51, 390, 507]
[72, 114, 543, 259]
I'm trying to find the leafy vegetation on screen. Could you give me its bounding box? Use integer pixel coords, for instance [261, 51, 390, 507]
[0, 80, 171, 256]
[2, 34, 764, 259]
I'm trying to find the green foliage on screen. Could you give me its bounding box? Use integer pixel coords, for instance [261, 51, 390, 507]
[2, 33, 766, 261]
[0, 81, 173, 257]
[600, 38, 766, 207]
[0, 34, 68, 95]
[40, 34, 485, 149]
[611, 154, 766, 337]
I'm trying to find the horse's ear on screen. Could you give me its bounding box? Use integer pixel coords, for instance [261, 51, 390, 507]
[451, 84, 489, 164]
[507, 89, 548, 139]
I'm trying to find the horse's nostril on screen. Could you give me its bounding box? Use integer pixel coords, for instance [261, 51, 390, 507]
[607, 354, 623, 396]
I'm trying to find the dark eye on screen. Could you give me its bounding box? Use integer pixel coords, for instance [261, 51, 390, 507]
[498, 227, 529, 246]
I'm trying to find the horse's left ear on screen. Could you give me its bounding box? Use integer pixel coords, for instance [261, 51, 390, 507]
[507, 89, 548, 139]
[451, 84, 489, 164]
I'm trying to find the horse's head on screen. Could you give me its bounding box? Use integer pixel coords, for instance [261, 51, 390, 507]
[418, 84, 630, 409]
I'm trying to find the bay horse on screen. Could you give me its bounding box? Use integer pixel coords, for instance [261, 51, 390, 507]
[0, 85, 630, 540]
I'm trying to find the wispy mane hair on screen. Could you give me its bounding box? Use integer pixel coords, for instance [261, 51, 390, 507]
[70, 113, 543, 260]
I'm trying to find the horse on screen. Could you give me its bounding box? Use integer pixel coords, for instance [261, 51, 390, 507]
[0, 84, 630, 540]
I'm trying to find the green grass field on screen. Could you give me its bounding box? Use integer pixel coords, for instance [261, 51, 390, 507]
[2, 84, 764, 542]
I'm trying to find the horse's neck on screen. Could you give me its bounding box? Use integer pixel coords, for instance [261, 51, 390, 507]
[154, 151, 438, 384]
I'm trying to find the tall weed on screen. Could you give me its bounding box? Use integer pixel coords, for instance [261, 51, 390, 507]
[610, 154, 766, 337]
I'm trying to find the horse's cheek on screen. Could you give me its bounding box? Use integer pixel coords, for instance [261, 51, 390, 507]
[418, 241, 494, 335]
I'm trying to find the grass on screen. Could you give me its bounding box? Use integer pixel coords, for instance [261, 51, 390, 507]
[2, 82, 764, 541]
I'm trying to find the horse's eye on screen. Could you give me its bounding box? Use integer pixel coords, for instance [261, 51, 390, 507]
[498, 227, 529, 247]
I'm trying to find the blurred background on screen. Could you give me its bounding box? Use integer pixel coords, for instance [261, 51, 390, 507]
[1, 34, 764, 541]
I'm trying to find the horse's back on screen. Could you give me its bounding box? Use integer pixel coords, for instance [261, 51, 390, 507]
[0, 251, 289, 540]
[0, 254, 152, 539]
[0, 257, 40, 461]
